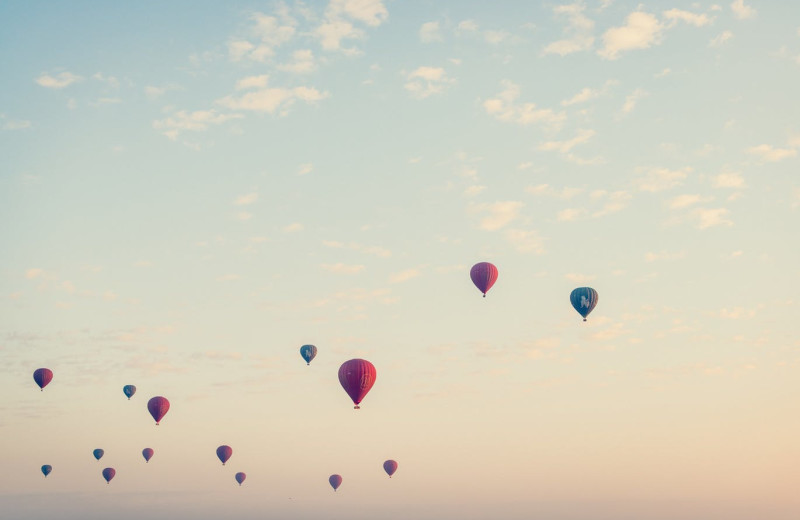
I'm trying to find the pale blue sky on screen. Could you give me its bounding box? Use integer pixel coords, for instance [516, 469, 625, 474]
[2, 1, 799, 519]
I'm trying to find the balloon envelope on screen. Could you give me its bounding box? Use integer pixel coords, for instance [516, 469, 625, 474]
[383, 459, 398, 477]
[142, 448, 154, 462]
[147, 396, 170, 425]
[470, 262, 499, 297]
[570, 287, 598, 321]
[216, 445, 233, 465]
[93, 449, 104, 461]
[102, 467, 115, 483]
[235, 472, 246, 486]
[123, 384, 136, 399]
[41, 465, 52, 477]
[33, 368, 53, 391]
[338, 359, 376, 409]
[300, 344, 317, 365]
[329, 474, 342, 491]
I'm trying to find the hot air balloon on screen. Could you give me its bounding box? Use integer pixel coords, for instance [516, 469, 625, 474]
[570, 287, 598, 322]
[147, 396, 170, 425]
[235, 472, 246, 486]
[300, 344, 317, 366]
[102, 467, 116, 484]
[41, 465, 52, 478]
[123, 385, 136, 400]
[329, 474, 342, 491]
[470, 262, 498, 297]
[93, 449, 104, 461]
[338, 359, 376, 409]
[142, 448, 154, 463]
[216, 445, 233, 465]
[33, 368, 53, 391]
[383, 460, 398, 478]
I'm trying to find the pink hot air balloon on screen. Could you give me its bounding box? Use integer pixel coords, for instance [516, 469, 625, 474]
[235, 472, 246, 486]
[102, 467, 116, 484]
[470, 262, 498, 297]
[216, 445, 233, 465]
[338, 359, 376, 409]
[383, 459, 398, 478]
[33, 368, 53, 391]
[147, 396, 170, 425]
[329, 474, 342, 491]
[142, 448, 154, 463]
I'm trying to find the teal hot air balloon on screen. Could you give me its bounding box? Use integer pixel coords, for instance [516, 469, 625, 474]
[123, 385, 136, 400]
[570, 287, 598, 321]
[41, 465, 52, 478]
[93, 449, 104, 461]
[300, 344, 317, 366]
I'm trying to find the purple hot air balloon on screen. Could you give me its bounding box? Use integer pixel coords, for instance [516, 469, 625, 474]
[142, 448, 154, 463]
[338, 359, 376, 410]
[147, 396, 170, 425]
[235, 472, 246, 486]
[329, 474, 342, 491]
[102, 467, 116, 484]
[383, 459, 398, 478]
[216, 445, 233, 465]
[470, 262, 498, 297]
[33, 368, 53, 391]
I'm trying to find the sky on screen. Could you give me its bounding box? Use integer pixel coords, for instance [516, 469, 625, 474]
[1, 1, 799, 519]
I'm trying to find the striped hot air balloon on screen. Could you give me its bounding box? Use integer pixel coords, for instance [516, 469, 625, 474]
[102, 467, 115, 484]
[147, 396, 170, 425]
[33, 368, 53, 391]
[383, 459, 398, 478]
[123, 385, 136, 400]
[142, 448, 154, 463]
[470, 262, 499, 297]
[338, 359, 376, 410]
[300, 344, 317, 366]
[216, 445, 233, 465]
[570, 287, 598, 322]
[329, 474, 342, 491]
[235, 472, 246, 486]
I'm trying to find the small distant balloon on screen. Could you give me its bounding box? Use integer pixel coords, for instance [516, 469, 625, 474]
[470, 262, 499, 297]
[93, 449, 104, 461]
[142, 448, 154, 463]
[216, 445, 233, 465]
[570, 287, 598, 322]
[383, 460, 398, 478]
[147, 396, 170, 425]
[33, 368, 53, 391]
[338, 359, 376, 409]
[300, 344, 317, 366]
[329, 474, 342, 491]
[235, 472, 246, 486]
[41, 465, 52, 478]
[102, 467, 116, 484]
[123, 385, 136, 400]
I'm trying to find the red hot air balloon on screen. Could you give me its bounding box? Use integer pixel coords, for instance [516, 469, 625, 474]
[383, 459, 398, 478]
[470, 262, 498, 297]
[216, 445, 233, 465]
[142, 448, 154, 463]
[338, 359, 376, 409]
[147, 396, 170, 425]
[235, 472, 246, 486]
[102, 467, 116, 484]
[33, 368, 53, 391]
[329, 474, 342, 491]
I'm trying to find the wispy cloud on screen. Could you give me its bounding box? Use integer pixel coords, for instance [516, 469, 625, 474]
[713, 172, 745, 189]
[746, 144, 797, 162]
[321, 263, 365, 274]
[483, 81, 565, 128]
[691, 207, 733, 229]
[35, 71, 82, 89]
[389, 269, 420, 283]
[297, 163, 314, 175]
[283, 222, 304, 232]
[598, 11, 663, 60]
[634, 166, 691, 192]
[235, 75, 269, 90]
[504, 229, 545, 254]
[471, 201, 523, 230]
[235, 193, 259, 206]
[217, 85, 329, 114]
[662, 9, 713, 27]
[731, 0, 756, 20]
[668, 194, 712, 210]
[277, 50, 316, 74]
[709, 30, 734, 47]
[420, 21, 443, 43]
[404, 66, 454, 98]
[538, 129, 595, 154]
[322, 240, 391, 258]
[153, 109, 243, 139]
[621, 88, 648, 114]
[542, 3, 595, 56]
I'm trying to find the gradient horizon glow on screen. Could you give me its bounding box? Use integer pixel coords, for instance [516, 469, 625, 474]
[2, 1, 799, 519]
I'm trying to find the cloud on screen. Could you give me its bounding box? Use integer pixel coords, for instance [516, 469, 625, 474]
[691, 207, 733, 229]
[542, 3, 595, 56]
[457, 20, 479, 33]
[645, 251, 686, 262]
[483, 80, 565, 128]
[145, 84, 181, 98]
[565, 273, 595, 283]
[235, 75, 269, 90]
[464, 185, 486, 197]
[634, 166, 691, 192]
[731, 0, 756, 20]
[504, 229, 545, 254]
[621, 88, 648, 113]
[283, 222, 304, 232]
[472, 201, 523, 230]
[525, 184, 583, 199]
[557, 208, 587, 221]
[321, 263, 365, 274]
[35, 71, 82, 89]
[662, 9, 712, 27]
[713, 172, 745, 188]
[235, 193, 258, 205]
[217, 274, 241, 282]
[484, 30, 509, 45]
[217, 86, 329, 114]
[389, 269, 420, 283]
[598, 11, 663, 60]
[251, 12, 297, 46]
[710, 30, 734, 47]
[327, 0, 388, 27]
[668, 194, 712, 210]
[235, 211, 253, 221]
[746, 144, 797, 162]
[561, 87, 600, 106]
[278, 50, 316, 74]
[322, 241, 391, 258]
[153, 109, 243, 139]
[538, 129, 595, 154]
[25, 268, 45, 279]
[314, 19, 364, 53]
[404, 66, 454, 98]
[420, 21, 442, 43]
[298, 163, 313, 175]
[592, 190, 631, 217]
[1, 115, 32, 130]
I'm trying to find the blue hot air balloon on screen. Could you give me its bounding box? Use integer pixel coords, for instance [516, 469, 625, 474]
[41, 465, 52, 477]
[570, 287, 598, 321]
[300, 344, 317, 366]
[123, 385, 136, 400]
[93, 449, 104, 461]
